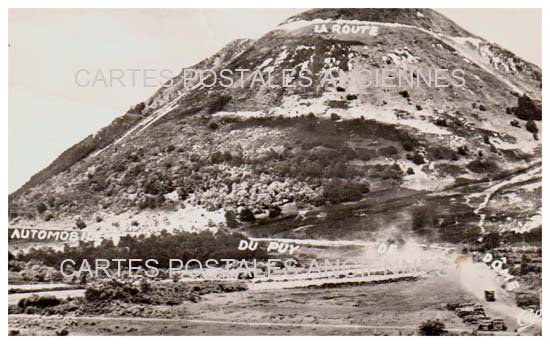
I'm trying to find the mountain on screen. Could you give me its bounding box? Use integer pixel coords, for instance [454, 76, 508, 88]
[9, 9, 541, 246]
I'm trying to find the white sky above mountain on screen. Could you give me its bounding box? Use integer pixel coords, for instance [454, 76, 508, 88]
[8, 8, 541, 192]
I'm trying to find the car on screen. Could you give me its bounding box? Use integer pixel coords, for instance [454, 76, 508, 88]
[491, 319, 507, 331]
[463, 314, 489, 324]
[478, 321, 493, 331]
[485, 290, 496, 302]
[478, 319, 507, 331]
[446, 303, 460, 311]
[237, 271, 255, 280]
[473, 305, 486, 315]
[456, 307, 475, 317]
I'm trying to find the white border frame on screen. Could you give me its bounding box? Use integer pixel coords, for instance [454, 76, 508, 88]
[3, 1, 547, 343]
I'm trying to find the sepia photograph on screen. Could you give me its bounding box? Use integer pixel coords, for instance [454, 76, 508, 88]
[6, 2, 544, 337]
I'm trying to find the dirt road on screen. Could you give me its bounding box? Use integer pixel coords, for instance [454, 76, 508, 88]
[9, 313, 482, 335]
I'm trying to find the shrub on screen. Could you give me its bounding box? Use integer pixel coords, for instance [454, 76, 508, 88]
[127, 152, 141, 163]
[208, 121, 219, 130]
[224, 209, 239, 228]
[75, 218, 86, 229]
[85, 279, 140, 303]
[412, 206, 432, 233]
[207, 95, 232, 114]
[399, 134, 420, 152]
[323, 180, 369, 204]
[515, 292, 540, 308]
[330, 113, 341, 121]
[416, 104, 422, 111]
[177, 188, 189, 201]
[210, 151, 224, 164]
[466, 159, 498, 174]
[434, 118, 448, 127]
[128, 102, 146, 115]
[143, 175, 174, 195]
[84, 278, 245, 306]
[369, 163, 403, 180]
[411, 152, 426, 165]
[17, 230, 267, 270]
[127, 164, 144, 179]
[407, 167, 415, 175]
[430, 146, 455, 161]
[478, 104, 486, 111]
[325, 100, 349, 109]
[341, 146, 358, 160]
[301, 161, 324, 178]
[399, 90, 410, 98]
[482, 232, 502, 250]
[356, 148, 377, 161]
[139, 195, 164, 209]
[418, 320, 446, 336]
[457, 145, 469, 156]
[222, 151, 233, 161]
[378, 146, 398, 156]
[346, 94, 358, 100]
[56, 329, 69, 336]
[18, 295, 61, 309]
[526, 120, 538, 134]
[514, 94, 542, 121]
[36, 203, 47, 214]
[268, 205, 282, 218]
[510, 120, 521, 128]
[239, 208, 256, 222]
[9, 209, 18, 219]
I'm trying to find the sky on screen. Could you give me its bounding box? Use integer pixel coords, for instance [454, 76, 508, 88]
[8, 8, 542, 192]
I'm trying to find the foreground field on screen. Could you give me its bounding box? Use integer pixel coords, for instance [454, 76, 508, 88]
[8, 273, 530, 336]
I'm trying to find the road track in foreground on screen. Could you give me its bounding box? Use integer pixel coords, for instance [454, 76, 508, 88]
[10, 314, 516, 335]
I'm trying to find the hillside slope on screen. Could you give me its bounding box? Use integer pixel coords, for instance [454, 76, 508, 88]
[9, 9, 541, 245]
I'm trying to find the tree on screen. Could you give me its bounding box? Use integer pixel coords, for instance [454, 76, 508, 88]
[418, 319, 446, 336]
